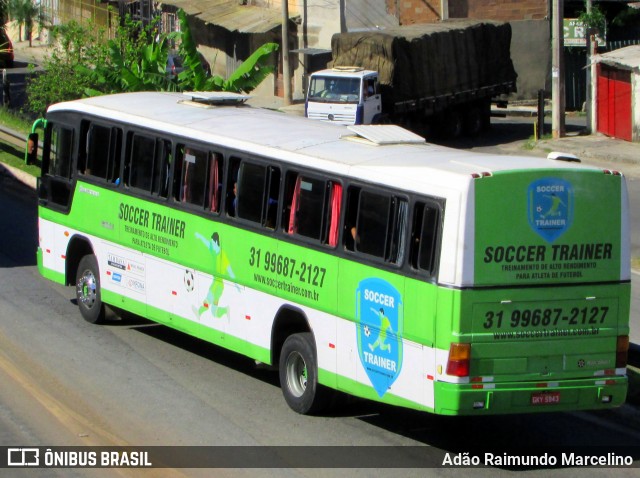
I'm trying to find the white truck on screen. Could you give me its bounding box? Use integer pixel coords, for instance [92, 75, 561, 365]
[305, 20, 518, 137]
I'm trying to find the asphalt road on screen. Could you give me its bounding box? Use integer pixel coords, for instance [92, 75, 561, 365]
[1, 167, 640, 476]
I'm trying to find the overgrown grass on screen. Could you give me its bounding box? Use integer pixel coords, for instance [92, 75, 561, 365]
[0, 107, 35, 135]
[0, 107, 40, 177]
[0, 141, 40, 177]
[522, 133, 553, 151]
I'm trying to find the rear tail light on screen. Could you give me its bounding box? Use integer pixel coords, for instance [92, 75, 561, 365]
[616, 335, 629, 368]
[446, 342, 471, 377]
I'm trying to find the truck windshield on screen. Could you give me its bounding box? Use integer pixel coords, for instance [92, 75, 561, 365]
[308, 76, 361, 104]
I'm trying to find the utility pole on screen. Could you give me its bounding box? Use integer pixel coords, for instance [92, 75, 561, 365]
[552, 0, 565, 138]
[282, 0, 292, 106]
[585, 0, 596, 134]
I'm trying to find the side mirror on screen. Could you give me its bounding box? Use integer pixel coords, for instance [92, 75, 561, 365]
[26, 132, 38, 165]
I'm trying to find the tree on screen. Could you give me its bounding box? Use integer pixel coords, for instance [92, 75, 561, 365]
[80, 15, 179, 95]
[25, 20, 110, 115]
[8, 0, 38, 45]
[25, 8, 280, 115]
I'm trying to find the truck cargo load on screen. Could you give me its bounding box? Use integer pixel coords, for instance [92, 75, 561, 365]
[306, 20, 518, 137]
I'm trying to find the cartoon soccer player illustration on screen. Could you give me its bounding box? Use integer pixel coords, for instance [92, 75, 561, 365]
[192, 231, 238, 320]
[368, 307, 393, 353]
[541, 193, 566, 218]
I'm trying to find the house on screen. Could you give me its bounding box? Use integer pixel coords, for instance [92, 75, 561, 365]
[593, 45, 640, 142]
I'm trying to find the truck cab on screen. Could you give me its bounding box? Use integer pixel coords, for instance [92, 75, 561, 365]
[305, 68, 381, 125]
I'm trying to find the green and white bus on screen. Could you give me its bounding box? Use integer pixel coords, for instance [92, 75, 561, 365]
[30, 91, 630, 416]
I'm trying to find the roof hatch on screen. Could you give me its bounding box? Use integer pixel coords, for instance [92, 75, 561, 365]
[179, 91, 251, 107]
[342, 125, 426, 145]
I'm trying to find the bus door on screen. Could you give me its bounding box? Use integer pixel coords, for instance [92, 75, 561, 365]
[38, 122, 75, 212]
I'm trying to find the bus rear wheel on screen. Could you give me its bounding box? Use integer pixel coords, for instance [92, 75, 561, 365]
[76, 254, 105, 324]
[279, 332, 330, 415]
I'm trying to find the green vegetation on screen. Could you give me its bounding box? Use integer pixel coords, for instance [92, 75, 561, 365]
[522, 133, 552, 151]
[0, 138, 39, 177]
[0, 107, 33, 134]
[25, 9, 278, 116]
[8, 0, 40, 45]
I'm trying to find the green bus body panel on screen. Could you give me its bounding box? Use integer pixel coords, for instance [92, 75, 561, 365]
[434, 377, 628, 415]
[435, 283, 629, 381]
[475, 170, 622, 286]
[38, 173, 630, 416]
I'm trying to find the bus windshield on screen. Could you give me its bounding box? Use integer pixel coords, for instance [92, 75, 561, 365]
[308, 76, 361, 103]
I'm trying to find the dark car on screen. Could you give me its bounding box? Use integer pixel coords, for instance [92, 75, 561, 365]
[0, 29, 14, 68]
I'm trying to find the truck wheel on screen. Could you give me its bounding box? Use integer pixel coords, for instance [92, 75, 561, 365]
[464, 106, 482, 137]
[443, 109, 463, 139]
[76, 254, 105, 324]
[279, 332, 330, 415]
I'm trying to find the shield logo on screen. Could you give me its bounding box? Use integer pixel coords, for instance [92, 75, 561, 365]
[356, 278, 403, 397]
[528, 178, 573, 243]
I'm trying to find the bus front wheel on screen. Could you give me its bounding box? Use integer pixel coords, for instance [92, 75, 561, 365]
[279, 332, 329, 415]
[76, 255, 105, 324]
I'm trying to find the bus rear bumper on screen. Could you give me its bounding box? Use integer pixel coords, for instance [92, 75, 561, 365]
[434, 377, 628, 415]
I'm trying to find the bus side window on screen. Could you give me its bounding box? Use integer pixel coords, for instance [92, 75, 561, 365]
[127, 134, 155, 192]
[410, 201, 440, 275]
[46, 125, 74, 179]
[226, 158, 241, 217]
[284, 172, 340, 245]
[79, 123, 123, 184]
[237, 161, 267, 223]
[207, 152, 223, 214]
[346, 187, 408, 264]
[356, 190, 390, 258]
[152, 139, 171, 198]
[264, 165, 280, 229]
[177, 145, 209, 207]
[343, 185, 361, 251]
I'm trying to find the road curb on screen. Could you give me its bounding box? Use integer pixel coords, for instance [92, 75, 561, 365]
[0, 161, 37, 189]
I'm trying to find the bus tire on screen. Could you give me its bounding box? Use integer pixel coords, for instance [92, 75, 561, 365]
[279, 332, 329, 415]
[76, 254, 105, 324]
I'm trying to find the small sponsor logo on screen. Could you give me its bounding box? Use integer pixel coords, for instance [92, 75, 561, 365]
[107, 254, 126, 271]
[112, 273, 122, 283]
[126, 278, 145, 293]
[126, 260, 145, 276]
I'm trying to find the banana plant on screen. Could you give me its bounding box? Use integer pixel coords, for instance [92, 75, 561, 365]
[175, 8, 278, 93]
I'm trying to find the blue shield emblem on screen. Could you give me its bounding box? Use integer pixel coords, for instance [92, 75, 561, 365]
[356, 278, 403, 397]
[528, 178, 573, 243]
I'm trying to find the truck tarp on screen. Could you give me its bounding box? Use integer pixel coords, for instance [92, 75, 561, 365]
[330, 20, 517, 103]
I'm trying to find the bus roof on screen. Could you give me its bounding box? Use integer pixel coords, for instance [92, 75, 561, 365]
[48, 92, 599, 198]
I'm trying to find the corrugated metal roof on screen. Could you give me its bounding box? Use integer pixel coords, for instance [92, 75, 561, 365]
[163, 0, 292, 33]
[594, 45, 640, 72]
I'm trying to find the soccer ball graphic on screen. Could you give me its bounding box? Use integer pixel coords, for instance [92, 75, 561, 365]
[184, 269, 195, 292]
[363, 325, 371, 337]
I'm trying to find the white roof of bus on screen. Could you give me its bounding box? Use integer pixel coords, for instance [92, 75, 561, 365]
[48, 92, 597, 198]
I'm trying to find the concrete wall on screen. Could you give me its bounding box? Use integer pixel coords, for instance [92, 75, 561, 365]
[448, 0, 547, 21]
[509, 19, 551, 100]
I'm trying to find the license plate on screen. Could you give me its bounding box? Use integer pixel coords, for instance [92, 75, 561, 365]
[531, 391, 561, 405]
